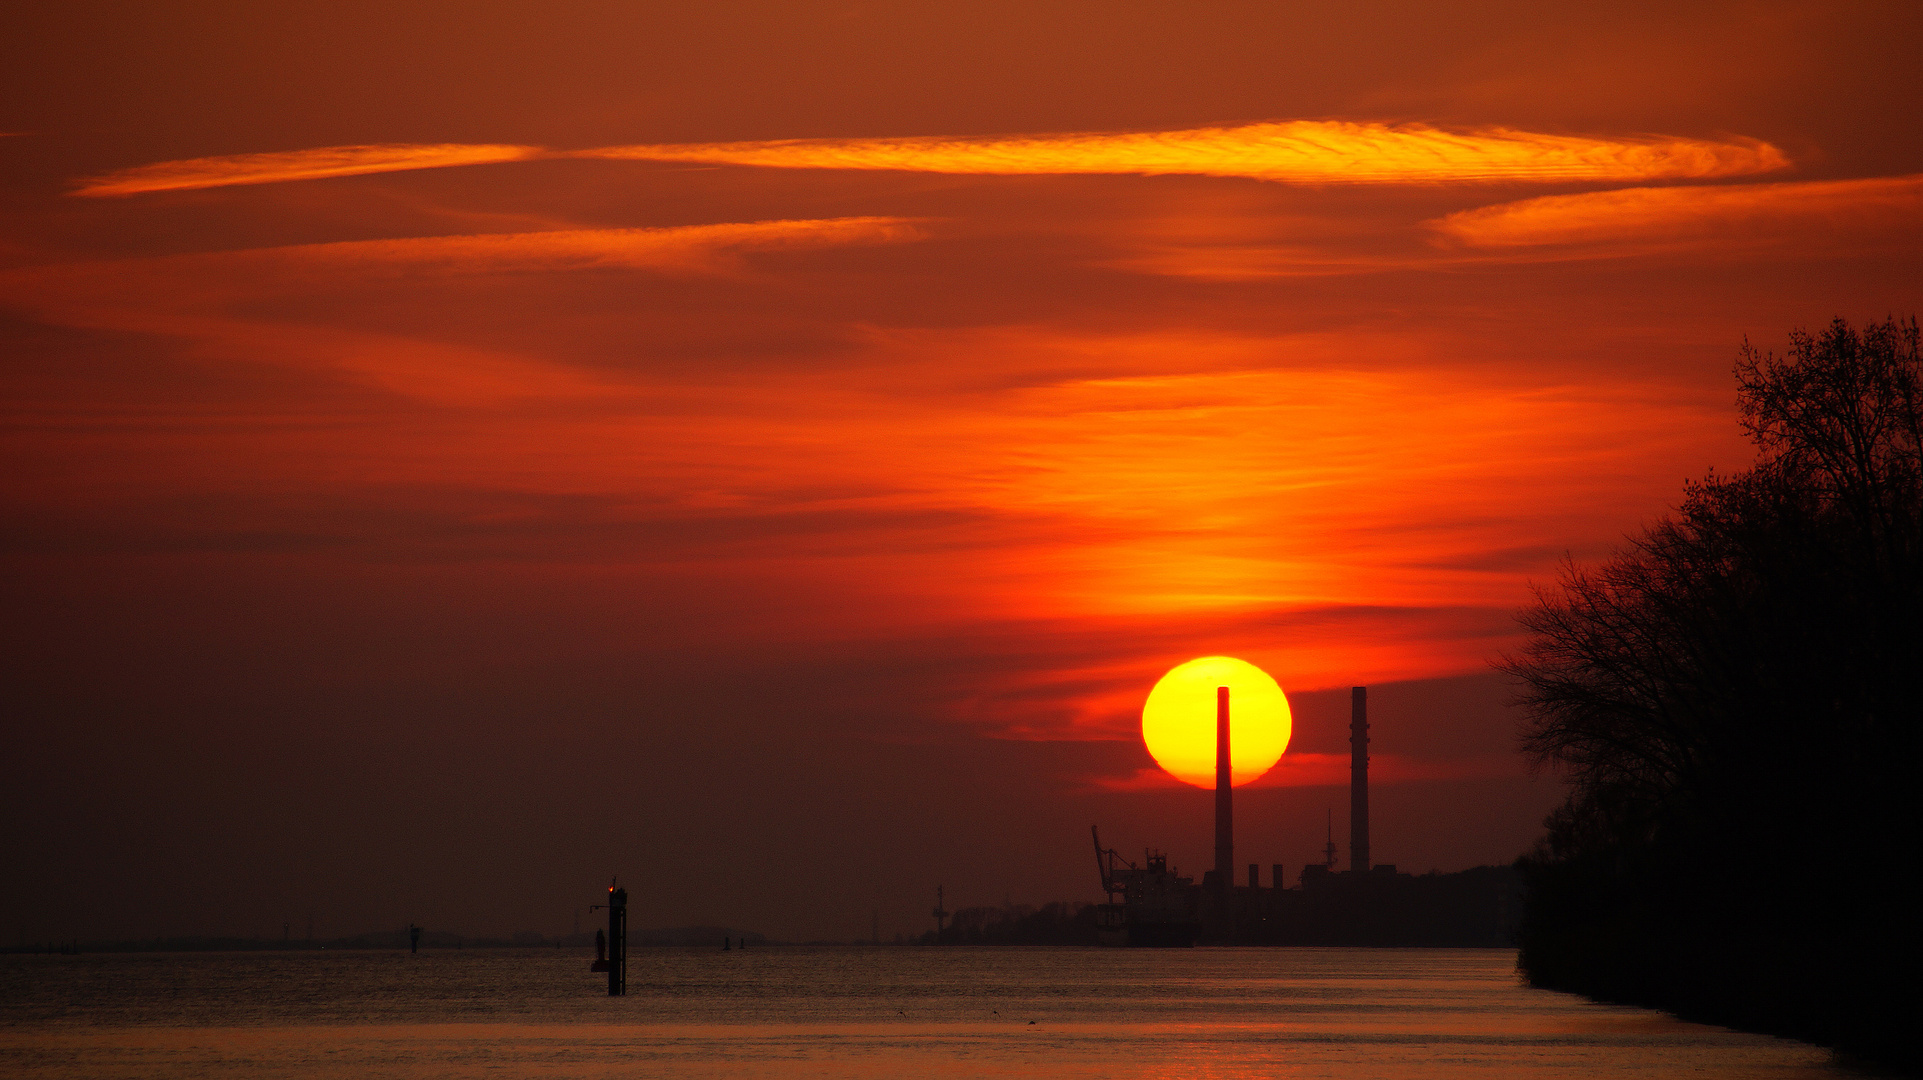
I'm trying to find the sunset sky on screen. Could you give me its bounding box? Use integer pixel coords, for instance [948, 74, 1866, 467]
[5, 1, 1920, 943]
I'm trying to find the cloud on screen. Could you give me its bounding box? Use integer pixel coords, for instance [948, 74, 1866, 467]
[0, 218, 924, 406]
[72, 143, 546, 197]
[1431, 174, 1923, 248]
[583, 120, 1786, 184]
[240, 217, 925, 276]
[1099, 244, 1447, 280]
[70, 122, 1788, 198]
[5, 218, 923, 300]
[1109, 172, 1923, 279]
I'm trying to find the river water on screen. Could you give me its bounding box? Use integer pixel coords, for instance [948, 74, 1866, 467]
[0, 947, 1872, 1078]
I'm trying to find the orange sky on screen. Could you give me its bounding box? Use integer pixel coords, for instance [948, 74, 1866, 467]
[4, 0, 1920, 942]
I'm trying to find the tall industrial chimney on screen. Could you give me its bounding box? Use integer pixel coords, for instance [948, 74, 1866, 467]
[1214, 685, 1233, 892]
[1350, 686, 1369, 873]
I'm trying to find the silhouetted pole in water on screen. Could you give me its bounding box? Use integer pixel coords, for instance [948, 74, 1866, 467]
[590, 881, 626, 993]
[607, 882, 626, 996]
[408, 924, 421, 954]
[1350, 687, 1369, 873]
[1214, 685, 1233, 894]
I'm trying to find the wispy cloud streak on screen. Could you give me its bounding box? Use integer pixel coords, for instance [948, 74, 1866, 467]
[73, 143, 545, 197]
[250, 217, 924, 275]
[584, 121, 1786, 184]
[1432, 174, 1923, 247]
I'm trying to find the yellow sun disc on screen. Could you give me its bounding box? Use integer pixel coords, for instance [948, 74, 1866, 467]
[1142, 656, 1292, 788]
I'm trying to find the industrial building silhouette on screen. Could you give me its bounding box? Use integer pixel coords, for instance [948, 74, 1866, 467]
[1093, 686, 1520, 946]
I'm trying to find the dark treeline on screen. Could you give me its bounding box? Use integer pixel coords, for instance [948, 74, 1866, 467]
[1505, 317, 1921, 1071]
[919, 902, 1100, 945]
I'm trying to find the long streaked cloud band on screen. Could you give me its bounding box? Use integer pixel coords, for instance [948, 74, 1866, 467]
[72, 121, 1788, 196]
[584, 121, 1786, 184]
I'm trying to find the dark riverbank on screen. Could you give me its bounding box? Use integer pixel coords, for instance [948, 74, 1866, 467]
[1518, 887, 1915, 1074]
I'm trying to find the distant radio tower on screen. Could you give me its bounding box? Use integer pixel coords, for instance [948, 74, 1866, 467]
[931, 886, 948, 934]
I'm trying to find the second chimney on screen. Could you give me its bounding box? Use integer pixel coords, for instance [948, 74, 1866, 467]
[1350, 686, 1369, 873]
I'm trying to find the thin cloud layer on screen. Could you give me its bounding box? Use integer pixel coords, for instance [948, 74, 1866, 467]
[73, 143, 545, 197]
[4, 218, 922, 303]
[0, 218, 924, 406]
[584, 121, 1787, 184]
[1432, 174, 1923, 247]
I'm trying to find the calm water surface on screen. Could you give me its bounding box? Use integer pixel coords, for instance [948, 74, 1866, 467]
[0, 947, 1870, 1078]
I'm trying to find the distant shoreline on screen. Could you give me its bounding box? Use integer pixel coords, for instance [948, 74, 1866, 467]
[5, 927, 774, 954]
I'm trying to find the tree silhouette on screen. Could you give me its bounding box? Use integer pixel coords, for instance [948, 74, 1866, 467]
[1504, 317, 1921, 1070]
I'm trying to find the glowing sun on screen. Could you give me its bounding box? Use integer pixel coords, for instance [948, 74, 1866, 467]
[1142, 656, 1292, 788]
